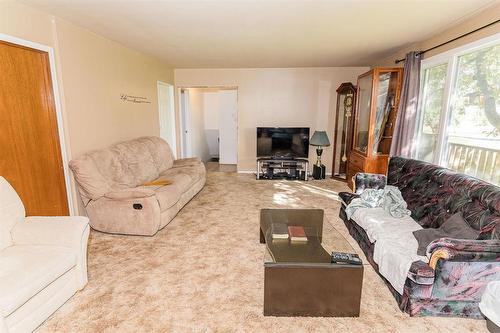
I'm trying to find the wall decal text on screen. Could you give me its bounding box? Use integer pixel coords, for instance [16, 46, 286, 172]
[120, 94, 151, 104]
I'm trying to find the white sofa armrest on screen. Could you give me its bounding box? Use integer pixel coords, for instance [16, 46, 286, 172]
[11, 216, 90, 248]
[11, 216, 90, 289]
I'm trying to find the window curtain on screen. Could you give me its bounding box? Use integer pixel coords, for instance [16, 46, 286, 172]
[390, 51, 421, 157]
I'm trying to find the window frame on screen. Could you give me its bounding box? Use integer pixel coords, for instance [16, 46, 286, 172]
[415, 32, 500, 166]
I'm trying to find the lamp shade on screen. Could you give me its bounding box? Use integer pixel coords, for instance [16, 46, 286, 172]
[309, 131, 330, 146]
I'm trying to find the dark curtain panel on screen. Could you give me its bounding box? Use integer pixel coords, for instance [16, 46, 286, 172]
[390, 51, 421, 157]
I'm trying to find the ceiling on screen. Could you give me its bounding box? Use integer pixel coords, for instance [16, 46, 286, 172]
[21, 0, 498, 68]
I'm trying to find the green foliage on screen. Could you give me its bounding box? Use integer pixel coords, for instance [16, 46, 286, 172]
[421, 63, 447, 134]
[420, 43, 500, 137]
[452, 44, 500, 136]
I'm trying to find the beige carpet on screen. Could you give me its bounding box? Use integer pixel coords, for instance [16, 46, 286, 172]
[37, 171, 488, 333]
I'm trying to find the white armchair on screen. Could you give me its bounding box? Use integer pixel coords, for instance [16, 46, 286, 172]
[0, 177, 89, 333]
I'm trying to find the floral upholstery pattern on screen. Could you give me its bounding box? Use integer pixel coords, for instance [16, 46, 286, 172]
[339, 157, 500, 318]
[354, 173, 387, 194]
[387, 156, 499, 238]
[427, 237, 500, 255]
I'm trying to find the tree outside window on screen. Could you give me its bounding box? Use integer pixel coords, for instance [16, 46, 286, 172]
[414, 39, 500, 185]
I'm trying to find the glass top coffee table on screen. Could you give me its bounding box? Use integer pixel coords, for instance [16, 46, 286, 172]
[260, 208, 363, 317]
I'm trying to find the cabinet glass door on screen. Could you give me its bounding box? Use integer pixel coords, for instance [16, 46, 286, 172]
[353, 73, 373, 155]
[372, 71, 399, 155]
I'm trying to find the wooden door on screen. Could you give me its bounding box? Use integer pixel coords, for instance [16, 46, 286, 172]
[0, 41, 69, 216]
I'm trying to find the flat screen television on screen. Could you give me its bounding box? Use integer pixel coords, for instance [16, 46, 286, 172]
[257, 127, 310, 158]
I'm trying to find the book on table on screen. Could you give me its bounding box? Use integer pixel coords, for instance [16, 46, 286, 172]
[288, 225, 307, 242]
[271, 223, 289, 240]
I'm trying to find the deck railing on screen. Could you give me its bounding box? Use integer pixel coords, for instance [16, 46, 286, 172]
[445, 136, 499, 186]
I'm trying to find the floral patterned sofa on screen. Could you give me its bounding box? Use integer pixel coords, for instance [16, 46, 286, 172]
[339, 156, 500, 318]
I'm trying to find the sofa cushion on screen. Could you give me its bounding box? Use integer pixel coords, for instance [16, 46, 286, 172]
[351, 206, 427, 294]
[68, 154, 110, 200]
[154, 168, 203, 210]
[374, 236, 428, 294]
[155, 187, 181, 211]
[351, 207, 422, 243]
[387, 157, 500, 239]
[413, 212, 480, 256]
[172, 157, 202, 169]
[69, 137, 175, 200]
[0, 245, 76, 317]
[0, 177, 25, 251]
[170, 174, 193, 193]
[159, 168, 201, 189]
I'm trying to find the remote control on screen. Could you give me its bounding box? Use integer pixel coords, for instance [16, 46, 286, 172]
[331, 252, 362, 265]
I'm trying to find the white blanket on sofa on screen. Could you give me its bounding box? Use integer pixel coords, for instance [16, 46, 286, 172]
[352, 207, 428, 294]
[346, 185, 411, 220]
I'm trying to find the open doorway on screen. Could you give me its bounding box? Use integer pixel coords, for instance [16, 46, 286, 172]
[178, 87, 238, 172]
[157, 81, 177, 157]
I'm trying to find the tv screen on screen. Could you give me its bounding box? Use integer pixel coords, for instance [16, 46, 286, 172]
[257, 127, 310, 158]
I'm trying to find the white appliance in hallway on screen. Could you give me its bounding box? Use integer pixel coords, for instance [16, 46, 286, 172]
[217, 89, 238, 164]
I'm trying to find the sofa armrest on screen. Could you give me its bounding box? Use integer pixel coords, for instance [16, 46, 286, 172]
[104, 187, 156, 200]
[407, 260, 435, 285]
[427, 238, 500, 269]
[11, 216, 90, 249]
[172, 157, 202, 168]
[403, 260, 436, 299]
[339, 192, 360, 207]
[354, 172, 387, 194]
[12, 216, 90, 289]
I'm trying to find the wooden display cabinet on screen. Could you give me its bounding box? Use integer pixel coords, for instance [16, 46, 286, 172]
[347, 67, 403, 190]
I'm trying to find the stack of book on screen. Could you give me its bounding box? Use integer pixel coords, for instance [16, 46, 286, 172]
[270, 224, 308, 242]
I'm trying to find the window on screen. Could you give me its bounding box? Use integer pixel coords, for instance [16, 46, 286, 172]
[415, 63, 448, 163]
[414, 34, 500, 185]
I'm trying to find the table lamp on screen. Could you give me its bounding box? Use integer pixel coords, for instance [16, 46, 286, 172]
[309, 131, 330, 167]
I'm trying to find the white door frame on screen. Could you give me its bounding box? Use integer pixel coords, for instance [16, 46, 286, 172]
[157, 81, 177, 158]
[179, 88, 192, 158]
[176, 86, 239, 164]
[0, 33, 75, 215]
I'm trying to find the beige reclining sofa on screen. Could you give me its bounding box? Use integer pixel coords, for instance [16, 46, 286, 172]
[69, 136, 206, 236]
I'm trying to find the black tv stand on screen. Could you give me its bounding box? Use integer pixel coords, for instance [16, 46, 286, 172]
[256, 157, 309, 180]
[273, 156, 294, 160]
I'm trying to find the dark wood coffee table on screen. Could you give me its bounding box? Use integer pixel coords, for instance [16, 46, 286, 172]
[260, 208, 363, 317]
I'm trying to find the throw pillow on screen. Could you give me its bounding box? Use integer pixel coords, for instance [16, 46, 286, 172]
[413, 212, 480, 256]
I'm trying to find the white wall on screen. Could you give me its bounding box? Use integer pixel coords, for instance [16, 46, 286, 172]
[0, 2, 173, 214]
[175, 67, 368, 172]
[372, 2, 500, 67]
